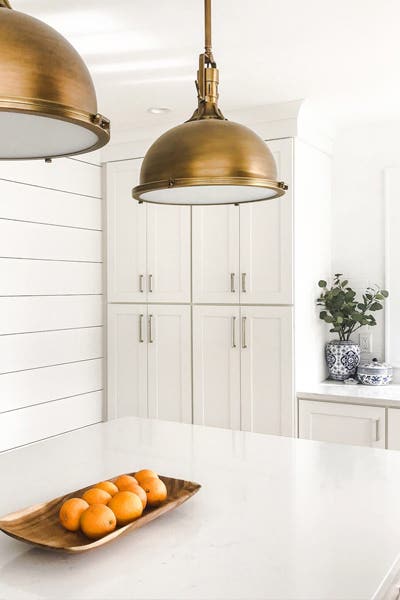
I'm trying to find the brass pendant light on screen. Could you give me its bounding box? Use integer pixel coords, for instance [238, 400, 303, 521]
[133, 0, 287, 205]
[0, 0, 110, 159]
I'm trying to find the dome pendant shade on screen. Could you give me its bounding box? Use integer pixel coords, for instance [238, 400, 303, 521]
[0, 4, 110, 159]
[133, 0, 286, 206]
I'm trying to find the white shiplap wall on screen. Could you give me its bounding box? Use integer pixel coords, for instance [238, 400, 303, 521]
[0, 154, 104, 452]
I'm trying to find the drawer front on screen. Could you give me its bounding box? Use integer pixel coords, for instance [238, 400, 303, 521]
[298, 399, 386, 448]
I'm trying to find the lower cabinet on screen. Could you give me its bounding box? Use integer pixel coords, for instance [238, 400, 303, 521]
[388, 408, 400, 450]
[193, 305, 293, 435]
[108, 304, 191, 423]
[298, 399, 386, 448]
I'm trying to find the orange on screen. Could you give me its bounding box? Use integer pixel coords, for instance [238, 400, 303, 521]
[82, 487, 112, 505]
[114, 474, 139, 492]
[130, 483, 147, 509]
[80, 504, 116, 539]
[135, 469, 159, 485]
[93, 481, 119, 497]
[140, 477, 167, 507]
[108, 491, 143, 526]
[59, 497, 89, 532]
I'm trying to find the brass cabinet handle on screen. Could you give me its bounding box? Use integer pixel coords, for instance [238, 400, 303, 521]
[242, 316, 247, 349]
[241, 272, 247, 293]
[148, 314, 154, 343]
[231, 316, 237, 348]
[139, 314, 144, 343]
[139, 274, 144, 293]
[230, 273, 235, 293]
[148, 274, 153, 293]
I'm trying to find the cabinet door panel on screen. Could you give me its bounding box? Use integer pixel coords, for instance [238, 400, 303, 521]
[107, 305, 147, 419]
[240, 306, 293, 436]
[388, 408, 400, 450]
[147, 204, 191, 302]
[240, 138, 293, 304]
[147, 305, 192, 424]
[298, 400, 385, 448]
[192, 205, 239, 303]
[107, 160, 147, 301]
[193, 306, 240, 429]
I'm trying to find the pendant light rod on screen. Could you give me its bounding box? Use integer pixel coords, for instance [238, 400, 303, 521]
[204, 0, 212, 58]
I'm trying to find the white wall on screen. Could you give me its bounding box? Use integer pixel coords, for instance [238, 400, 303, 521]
[0, 155, 104, 452]
[294, 139, 332, 389]
[331, 124, 400, 364]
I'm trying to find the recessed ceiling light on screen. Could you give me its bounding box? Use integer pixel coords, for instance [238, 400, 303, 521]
[147, 107, 171, 115]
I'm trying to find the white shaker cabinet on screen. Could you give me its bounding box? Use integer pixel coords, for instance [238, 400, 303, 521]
[107, 159, 190, 303]
[388, 408, 400, 450]
[192, 205, 239, 303]
[107, 160, 147, 302]
[298, 400, 386, 448]
[193, 305, 241, 429]
[193, 305, 293, 434]
[192, 138, 293, 305]
[241, 306, 293, 435]
[240, 139, 293, 304]
[107, 304, 147, 419]
[108, 304, 192, 423]
[147, 203, 191, 303]
[147, 304, 192, 423]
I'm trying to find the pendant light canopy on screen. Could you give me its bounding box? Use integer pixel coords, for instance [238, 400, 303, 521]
[0, 0, 110, 160]
[133, 0, 287, 206]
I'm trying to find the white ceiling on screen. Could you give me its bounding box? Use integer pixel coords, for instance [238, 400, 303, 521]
[12, 0, 400, 139]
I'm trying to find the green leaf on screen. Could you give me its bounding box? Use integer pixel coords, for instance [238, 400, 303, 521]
[318, 280, 327, 288]
[370, 302, 383, 311]
[341, 280, 348, 288]
[381, 290, 389, 298]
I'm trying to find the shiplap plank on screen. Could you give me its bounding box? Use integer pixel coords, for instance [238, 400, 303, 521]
[0, 391, 103, 452]
[0, 359, 103, 413]
[0, 180, 102, 229]
[0, 259, 102, 295]
[0, 221, 102, 262]
[0, 296, 103, 335]
[0, 327, 103, 374]
[0, 158, 101, 197]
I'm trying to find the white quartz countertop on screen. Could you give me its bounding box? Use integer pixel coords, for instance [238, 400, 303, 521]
[1, 417, 400, 599]
[298, 380, 400, 407]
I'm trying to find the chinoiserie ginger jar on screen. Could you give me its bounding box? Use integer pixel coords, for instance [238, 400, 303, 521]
[357, 358, 393, 386]
[325, 340, 361, 381]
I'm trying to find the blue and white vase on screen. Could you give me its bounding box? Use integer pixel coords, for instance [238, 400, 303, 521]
[325, 340, 361, 381]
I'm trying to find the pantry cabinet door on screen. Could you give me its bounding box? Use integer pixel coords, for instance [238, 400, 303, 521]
[240, 306, 294, 436]
[193, 305, 241, 429]
[107, 159, 147, 301]
[239, 138, 293, 304]
[147, 305, 192, 424]
[107, 304, 148, 419]
[192, 205, 240, 303]
[298, 400, 386, 448]
[147, 204, 191, 302]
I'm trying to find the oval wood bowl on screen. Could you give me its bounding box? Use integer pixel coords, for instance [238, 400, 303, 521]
[0, 474, 201, 553]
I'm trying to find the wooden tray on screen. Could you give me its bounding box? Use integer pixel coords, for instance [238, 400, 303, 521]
[0, 474, 201, 553]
